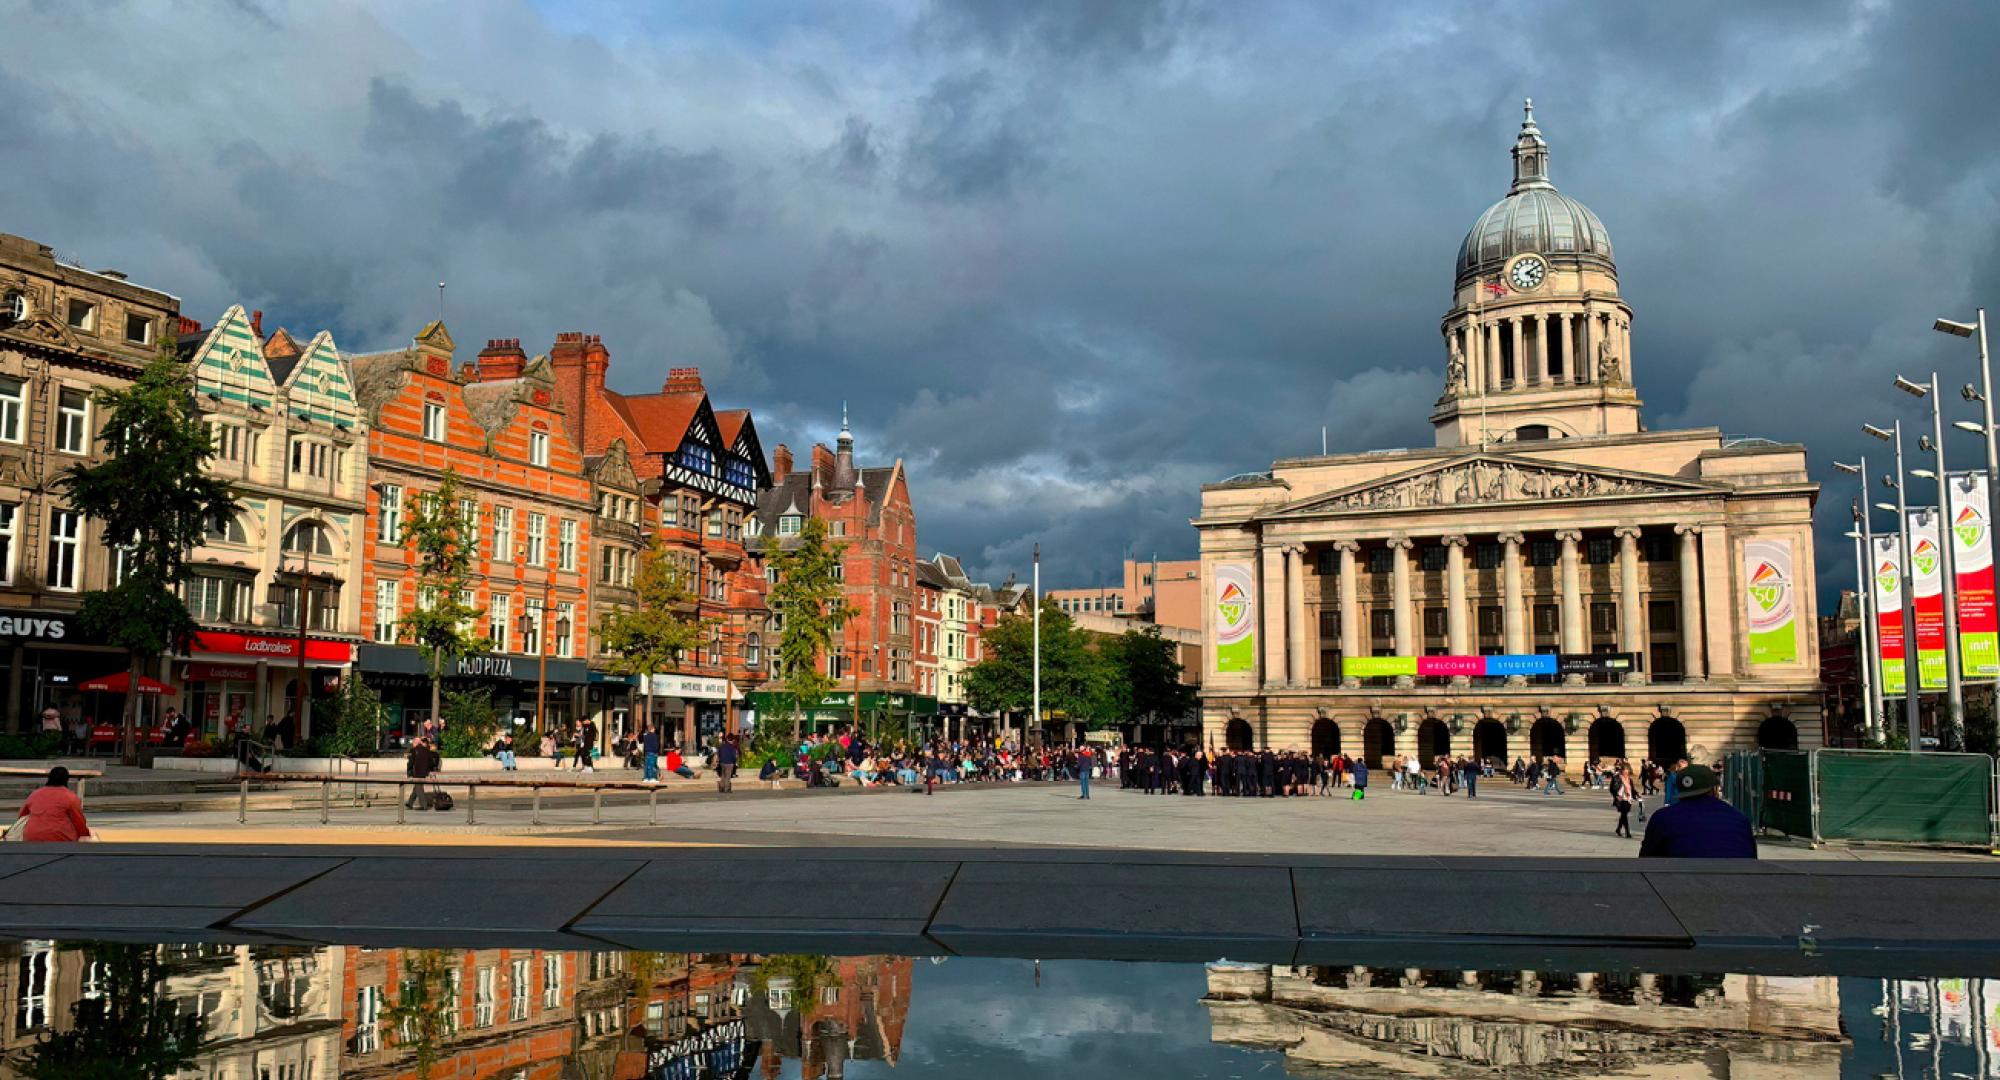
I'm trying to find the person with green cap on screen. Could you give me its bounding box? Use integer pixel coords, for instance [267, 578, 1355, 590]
[1638, 763, 1755, 858]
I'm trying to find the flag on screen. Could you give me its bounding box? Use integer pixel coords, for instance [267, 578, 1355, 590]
[1483, 280, 1509, 297]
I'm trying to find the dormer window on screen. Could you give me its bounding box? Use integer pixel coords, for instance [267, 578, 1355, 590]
[779, 515, 802, 537]
[530, 430, 550, 467]
[724, 455, 756, 490]
[679, 442, 715, 475]
[422, 400, 446, 442]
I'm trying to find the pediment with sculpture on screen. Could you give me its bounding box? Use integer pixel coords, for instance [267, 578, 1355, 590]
[1276, 455, 1720, 516]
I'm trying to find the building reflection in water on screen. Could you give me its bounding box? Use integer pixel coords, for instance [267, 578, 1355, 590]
[1203, 963, 1853, 1078]
[0, 942, 910, 1079]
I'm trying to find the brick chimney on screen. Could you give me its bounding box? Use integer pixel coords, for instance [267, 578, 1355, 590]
[250, 310, 263, 337]
[583, 334, 610, 392]
[476, 338, 526, 380]
[663, 367, 704, 394]
[772, 443, 792, 482]
[810, 443, 835, 488]
[175, 316, 203, 340]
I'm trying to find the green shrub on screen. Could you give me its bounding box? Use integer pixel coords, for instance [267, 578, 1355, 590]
[321, 677, 387, 758]
[438, 689, 497, 758]
[0, 732, 63, 760]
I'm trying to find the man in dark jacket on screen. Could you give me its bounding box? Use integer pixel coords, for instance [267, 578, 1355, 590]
[1639, 764, 1756, 858]
[716, 733, 740, 793]
[405, 737, 440, 809]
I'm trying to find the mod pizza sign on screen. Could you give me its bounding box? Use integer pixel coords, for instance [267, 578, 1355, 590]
[191, 630, 354, 664]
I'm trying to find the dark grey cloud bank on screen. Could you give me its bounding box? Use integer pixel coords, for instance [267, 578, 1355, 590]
[3, 0, 1996, 598]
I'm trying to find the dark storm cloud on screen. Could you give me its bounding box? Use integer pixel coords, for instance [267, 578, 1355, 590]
[2, 0, 1995, 597]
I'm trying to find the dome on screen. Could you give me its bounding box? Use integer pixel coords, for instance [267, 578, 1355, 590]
[1454, 101, 1615, 286]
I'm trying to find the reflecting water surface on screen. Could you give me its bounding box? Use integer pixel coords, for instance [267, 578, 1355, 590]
[0, 941, 1990, 1078]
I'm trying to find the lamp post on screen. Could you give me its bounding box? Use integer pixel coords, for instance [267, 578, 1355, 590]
[1898, 373, 1966, 748]
[1939, 309, 1996, 532]
[1843, 525, 1876, 744]
[1865, 421, 1922, 749]
[1032, 543, 1042, 751]
[516, 549, 558, 740]
[290, 550, 310, 744]
[1834, 460, 1883, 742]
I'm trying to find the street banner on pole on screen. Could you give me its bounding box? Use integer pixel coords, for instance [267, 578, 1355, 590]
[1909, 509, 1949, 690]
[1874, 534, 1907, 695]
[1212, 562, 1256, 673]
[1744, 538, 1799, 665]
[1949, 472, 2000, 679]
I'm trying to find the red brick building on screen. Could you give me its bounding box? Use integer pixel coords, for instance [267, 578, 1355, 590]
[350, 322, 595, 741]
[545, 335, 771, 752]
[750, 412, 930, 732]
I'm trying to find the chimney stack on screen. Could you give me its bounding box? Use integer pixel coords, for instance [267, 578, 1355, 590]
[250, 310, 264, 337]
[475, 338, 526, 380]
[772, 444, 792, 482]
[583, 334, 610, 392]
[811, 444, 835, 488]
[663, 367, 704, 394]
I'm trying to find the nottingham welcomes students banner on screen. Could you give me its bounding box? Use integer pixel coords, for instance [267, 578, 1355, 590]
[1744, 538, 1799, 665]
[1212, 562, 1256, 673]
[1948, 472, 1999, 679]
[1874, 534, 1908, 695]
[1908, 509, 1949, 690]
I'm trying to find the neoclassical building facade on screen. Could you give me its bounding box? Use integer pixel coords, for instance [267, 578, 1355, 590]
[1197, 103, 1822, 767]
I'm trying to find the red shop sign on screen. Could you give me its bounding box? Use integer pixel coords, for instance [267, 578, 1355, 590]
[185, 662, 257, 682]
[192, 630, 354, 664]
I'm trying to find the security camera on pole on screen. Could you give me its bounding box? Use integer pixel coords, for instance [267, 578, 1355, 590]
[1864, 421, 1923, 749]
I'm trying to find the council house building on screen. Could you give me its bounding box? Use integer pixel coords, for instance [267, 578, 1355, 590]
[1196, 102, 1822, 768]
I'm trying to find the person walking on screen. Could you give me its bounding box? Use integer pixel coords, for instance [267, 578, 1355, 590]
[1350, 757, 1368, 800]
[640, 724, 661, 785]
[1611, 764, 1636, 838]
[1462, 756, 1478, 798]
[1542, 755, 1565, 796]
[13, 767, 89, 842]
[716, 733, 739, 794]
[404, 737, 439, 810]
[1639, 764, 1755, 858]
[1077, 744, 1094, 800]
[1662, 757, 1690, 807]
[577, 720, 598, 773]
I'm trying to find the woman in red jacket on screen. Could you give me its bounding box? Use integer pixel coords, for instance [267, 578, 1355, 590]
[16, 767, 89, 843]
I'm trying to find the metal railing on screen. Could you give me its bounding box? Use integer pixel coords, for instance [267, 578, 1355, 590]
[235, 773, 672, 828]
[0, 768, 101, 807]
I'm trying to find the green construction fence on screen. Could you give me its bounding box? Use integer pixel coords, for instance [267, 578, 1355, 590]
[1735, 748, 1996, 849]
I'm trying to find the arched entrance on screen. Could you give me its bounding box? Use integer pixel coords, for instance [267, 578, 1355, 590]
[1530, 717, 1567, 759]
[1588, 717, 1626, 762]
[1225, 718, 1254, 751]
[1757, 715, 1798, 750]
[1473, 719, 1507, 764]
[1419, 718, 1451, 762]
[1311, 718, 1341, 757]
[1364, 718, 1394, 769]
[1648, 716, 1688, 765]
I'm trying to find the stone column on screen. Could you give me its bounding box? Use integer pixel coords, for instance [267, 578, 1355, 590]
[1535, 313, 1550, 385]
[1676, 524, 1705, 681]
[1557, 529, 1585, 682]
[1443, 535, 1471, 657]
[1616, 526, 1646, 684]
[1286, 545, 1308, 687]
[1509, 318, 1524, 387]
[1389, 537, 1415, 668]
[1486, 321, 1502, 391]
[1559, 312, 1573, 383]
[1337, 541, 1361, 687]
[1261, 544, 1287, 687]
[1579, 307, 1595, 384]
[1621, 319, 1633, 382]
[1500, 532, 1526, 666]
[1464, 319, 1482, 395]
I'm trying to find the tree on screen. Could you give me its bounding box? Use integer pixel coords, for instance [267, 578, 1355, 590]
[1101, 624, 1196, 728]
[599, 535, 712, 745]
[765, 517, 858, 739]
[14, 943, 205, 1079]
[58, 349, 238, 766]
[965, 600, 1104, 731]
[321, 674, 388, 757]
[398, 470, 485, 733]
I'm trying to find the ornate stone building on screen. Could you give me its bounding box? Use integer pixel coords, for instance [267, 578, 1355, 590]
[1197, 103, 1822, 767]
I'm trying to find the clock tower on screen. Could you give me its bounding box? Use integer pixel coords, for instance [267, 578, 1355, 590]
[1431, 100, 1642, 447]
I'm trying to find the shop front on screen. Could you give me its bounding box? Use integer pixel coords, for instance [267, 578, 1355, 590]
[742, 690, 938, 743]
[177, 629, 357, 743]
[357, 644, 588, 747]
[1, 610, 130, 734]
[586, 672, 638, 753]
[644, 673, 737, 755]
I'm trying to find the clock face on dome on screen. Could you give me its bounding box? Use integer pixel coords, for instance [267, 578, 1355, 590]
[1507, 254, 1547, 291]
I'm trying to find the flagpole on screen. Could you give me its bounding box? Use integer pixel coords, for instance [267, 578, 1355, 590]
[1032, 544, 1041, 750]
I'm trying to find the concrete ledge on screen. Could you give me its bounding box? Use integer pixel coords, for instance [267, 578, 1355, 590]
[0, 844, 1996, 974]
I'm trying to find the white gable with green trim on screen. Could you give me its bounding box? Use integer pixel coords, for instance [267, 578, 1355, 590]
[282, 331, 359, 427]
[189, 306, 276, 409]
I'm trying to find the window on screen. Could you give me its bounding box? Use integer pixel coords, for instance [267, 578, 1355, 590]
[746, 631, 761, 667]
[523, 596, 543, 655]
[0, 503, 14, 584]
[353, 984, 384, 1053]
[1422, 607, 1447, 637]
[526, 513, 546, 566]
[493, 506, 514, 560]
[510, 959, 530, 1022]
[1318, 608, 1339, 639]
[459, 498, 479, 540]
[1474, 542, 1502, 570]
[1367, 548, 1393, 574]
[15, 944, 50, 1030]
[65, 298, 94, 331]
[661, 497, 678, 528]
[45, 510, 80, 591]
[377, 485, 402, 542]
[529, 429, 549, 467]
[474, 966, 496, 1028]
[707, 508, 723, 538]
[1477, 605, 1502, 637]
[282, 521, 335, 557]
[559, 519, 577, 570]
[831, 562, 844, 582]
[556, 602, 574, 658]
[1533, 603, 1561, 635]
[1419, 545, 1448, 572]
[542, 955, 562, 1010]
[679, 441, 715, 475]
[1368, 609, 1393, 639]
[374, 581, 399, 642]
[1529, 539, 1559, 566]
[724, 454, 756, 490]
[423, 401, 446, 441]
[289, 438, 330, 479]
[204, 511, 245, 545]
[1586, 537, 1616, 565]
[488, 593, 510, 652]
[1590, 601, 1619, 635]
[210, 422, 244, 462]
[1649, 599, 1679, 634]
[54, 388, 88, 454]
[124, 312, 152, 344]
[186, 574, 252, 623]
[892, 601, 910, 635]
[1641, 532, 1675, 562]
[0, 377, 23, 443]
